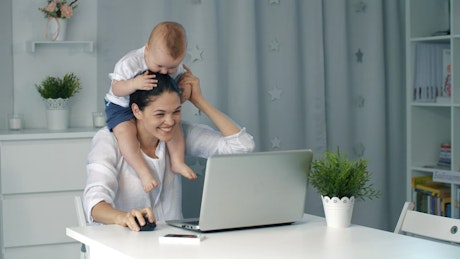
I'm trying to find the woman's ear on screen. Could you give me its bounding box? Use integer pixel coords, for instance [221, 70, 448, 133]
[132, 103, 142, 119]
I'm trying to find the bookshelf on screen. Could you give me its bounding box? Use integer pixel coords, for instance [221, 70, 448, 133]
[406, 0, 460, 218]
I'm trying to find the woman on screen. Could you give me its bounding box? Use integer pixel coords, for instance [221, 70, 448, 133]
[83, 66, 255, 231]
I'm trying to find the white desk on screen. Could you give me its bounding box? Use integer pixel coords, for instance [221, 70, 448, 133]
[67, 214, 460, 259]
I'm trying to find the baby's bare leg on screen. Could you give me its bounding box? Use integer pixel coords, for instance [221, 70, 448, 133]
[113, 119, 158, 192]
[167, 128, 196, 179]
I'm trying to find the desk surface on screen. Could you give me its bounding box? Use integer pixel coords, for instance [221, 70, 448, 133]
[67, 214, 460, 259]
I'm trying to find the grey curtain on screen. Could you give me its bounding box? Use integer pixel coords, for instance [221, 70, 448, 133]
[97, 0, 406, 231]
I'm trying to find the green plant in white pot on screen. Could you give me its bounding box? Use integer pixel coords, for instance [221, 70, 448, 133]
[307, 149, 380, 228]
[36, 73, 81, 130]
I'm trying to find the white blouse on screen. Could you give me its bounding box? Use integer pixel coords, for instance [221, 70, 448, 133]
[83, 121, 255, 223]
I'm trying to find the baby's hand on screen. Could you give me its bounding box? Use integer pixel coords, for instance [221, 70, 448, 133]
[133, 71, 157, 90]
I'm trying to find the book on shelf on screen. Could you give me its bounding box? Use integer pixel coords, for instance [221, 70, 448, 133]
[411, 175, 451, 217]
[413, 43, 450, 103]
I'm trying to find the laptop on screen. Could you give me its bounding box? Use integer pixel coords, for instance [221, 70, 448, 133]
[166, 149, 313, 232]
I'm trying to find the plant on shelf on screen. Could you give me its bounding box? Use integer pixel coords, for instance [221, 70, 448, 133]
[35, 73, 82, 130]
[307, 149, 380, 228]
[39, 0, 79, 19]
[36, 73, 81, 99]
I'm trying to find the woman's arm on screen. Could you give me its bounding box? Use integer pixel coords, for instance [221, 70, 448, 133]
[180, 65, 240, 136]
[84, 129, 155, 231]
[180, 65, 255, 157]
[91, 201, 155, 232]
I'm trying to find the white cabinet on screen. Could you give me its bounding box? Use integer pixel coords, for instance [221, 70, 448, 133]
[406, 0, 460, 218]
[0, 129, 95, 259]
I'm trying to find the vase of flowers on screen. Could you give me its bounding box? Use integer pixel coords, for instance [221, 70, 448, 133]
[36, 73, 81, 130]
[39, 0, 79, 41]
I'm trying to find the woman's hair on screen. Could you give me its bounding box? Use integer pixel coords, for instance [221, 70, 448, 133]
[129, 70, 181, 111]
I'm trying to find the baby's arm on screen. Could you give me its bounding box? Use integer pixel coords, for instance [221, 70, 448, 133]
[112, 71, 157, 97]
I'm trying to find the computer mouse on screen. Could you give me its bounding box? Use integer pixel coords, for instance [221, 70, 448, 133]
[135, 216, 156, 231]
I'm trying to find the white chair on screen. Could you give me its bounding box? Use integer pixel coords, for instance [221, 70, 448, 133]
[74, 196, 89, 259]
[394, 201, 460, 244]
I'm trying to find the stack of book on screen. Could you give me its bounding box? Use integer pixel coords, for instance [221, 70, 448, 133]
[412, 175, 451, 217]
[437, 143, 451, 168]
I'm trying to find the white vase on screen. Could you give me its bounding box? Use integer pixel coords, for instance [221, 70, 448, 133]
[321, 195, 355, 228]
[45, 17, 67, 41]
[44, 98, 70, 130]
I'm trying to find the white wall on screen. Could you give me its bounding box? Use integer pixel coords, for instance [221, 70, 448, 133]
[0, 1, 13, 130]
[11, 0, 98, 129]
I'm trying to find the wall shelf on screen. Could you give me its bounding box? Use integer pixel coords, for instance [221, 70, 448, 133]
[27, 41, 94, 53]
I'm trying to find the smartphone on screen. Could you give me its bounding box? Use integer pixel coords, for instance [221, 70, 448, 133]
[159, 233, 204, 244]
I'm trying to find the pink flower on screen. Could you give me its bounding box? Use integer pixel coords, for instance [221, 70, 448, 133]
[60, 4, 73, 18]
[44, 2, 56, 12]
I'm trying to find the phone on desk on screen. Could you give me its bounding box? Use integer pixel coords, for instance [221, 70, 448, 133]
[159, 234, 204, 244]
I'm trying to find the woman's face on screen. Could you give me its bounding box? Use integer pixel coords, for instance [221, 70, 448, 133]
[134, 91, 182, 142]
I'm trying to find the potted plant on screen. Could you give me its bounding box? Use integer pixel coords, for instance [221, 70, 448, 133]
[36, 73, 81, 130]
[307, 149, 380, 228]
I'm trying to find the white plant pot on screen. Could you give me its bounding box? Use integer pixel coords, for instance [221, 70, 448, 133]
[44, 98, 70, 130]
[322, 195, 355, 228]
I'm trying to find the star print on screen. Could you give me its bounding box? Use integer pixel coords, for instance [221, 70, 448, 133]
[354, 95, 365, 108]
[355, 49, 363, 63]
[269, 38, 280, 52]
[354, 1, 367, 13]
[268, 86, 283, 101]
[271, 137, 281, 149]
[268, 0, 280, 5]
[188, 45, 203, 63]
[353, 143, 365, 157]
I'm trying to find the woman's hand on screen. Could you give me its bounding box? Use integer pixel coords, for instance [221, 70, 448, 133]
[177, 65, 195, 103]
[92, 201, 156, 232]
[116, 207, 156, 232]
[179, 65, 203, 106]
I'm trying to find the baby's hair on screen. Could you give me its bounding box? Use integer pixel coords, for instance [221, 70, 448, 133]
[129, 70, 180, 111]
[149, 21, 186, 59]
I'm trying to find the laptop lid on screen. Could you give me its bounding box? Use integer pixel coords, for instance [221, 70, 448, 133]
[167, 149, 313, 232]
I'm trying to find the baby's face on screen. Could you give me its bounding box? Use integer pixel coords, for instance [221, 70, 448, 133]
[145, 42, 184, 75]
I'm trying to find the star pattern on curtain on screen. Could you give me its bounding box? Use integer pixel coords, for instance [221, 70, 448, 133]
[271, 136, 281, 149]
[354, 95, 365, 108]
[268, 0, 280, 5]
[353, 142, 365, 157]
[353, 0, 367, 13]
[355, 48, 363, 63]
[269, 38, 280, 52]
[188, 45, 203, 63]
[268, 85, 283, 101]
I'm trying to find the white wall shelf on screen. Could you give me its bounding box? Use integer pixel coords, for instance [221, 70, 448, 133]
[27, 40, 94, 53]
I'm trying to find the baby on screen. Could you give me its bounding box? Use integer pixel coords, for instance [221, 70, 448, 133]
[104, 21, 196, 192]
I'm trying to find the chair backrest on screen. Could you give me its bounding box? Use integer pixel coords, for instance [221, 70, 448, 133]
[74, 196, 89, 259]
[394, 201, 460, 244]
[74, 196, 86, 227]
